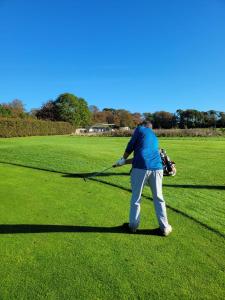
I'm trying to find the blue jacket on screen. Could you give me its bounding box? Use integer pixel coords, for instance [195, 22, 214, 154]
[125, 126, 163, 170]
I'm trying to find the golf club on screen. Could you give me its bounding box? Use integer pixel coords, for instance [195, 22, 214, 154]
[83, 165, 116, 181]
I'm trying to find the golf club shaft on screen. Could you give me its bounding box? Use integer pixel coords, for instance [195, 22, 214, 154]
[85, 165, 115, 180]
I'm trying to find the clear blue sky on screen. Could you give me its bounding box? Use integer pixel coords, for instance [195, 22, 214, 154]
[0, 0, 225, 113]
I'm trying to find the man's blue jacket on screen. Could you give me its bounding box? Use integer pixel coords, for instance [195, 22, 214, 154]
[125, 126, 163, 170]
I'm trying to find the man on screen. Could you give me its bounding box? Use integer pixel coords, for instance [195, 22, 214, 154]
[115, 121, 172, 236]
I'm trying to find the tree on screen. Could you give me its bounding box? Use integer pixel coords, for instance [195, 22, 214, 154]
[89, 105, 99, 114]
[91, 110, 107, 124]
[217, 112, 225, 127]
[117, 109, 134, 128]
[182, 109, 203, 128]
[36, 100, 59, 121]
[103, 108, 115, 124]
[0, 104, 12, 117]
[207, 110, 219, 128]
[29, 108, 39, 118]
[55, 93, 91, 127]
[132, 112, 142, 126]
[103, 108, 116, 113]
[143, 112, 154, 122]
[152, 111, 174, 129]
[102, 108, 121, 126]
[175, 109, 184, 128]
[36, 93, 91, 127]
[0, 99, 26, 118]
[77, 98, 91, 127]
[9, 99, 25, 117]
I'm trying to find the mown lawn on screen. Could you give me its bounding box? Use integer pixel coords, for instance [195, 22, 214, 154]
[0, 136, 225, 299]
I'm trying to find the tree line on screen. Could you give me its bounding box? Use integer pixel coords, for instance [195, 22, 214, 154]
[0, 93, 225, 129]
[0, 93, 91, 128]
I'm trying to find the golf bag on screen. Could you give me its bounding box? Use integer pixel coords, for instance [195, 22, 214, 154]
[160, 149, 176, 176]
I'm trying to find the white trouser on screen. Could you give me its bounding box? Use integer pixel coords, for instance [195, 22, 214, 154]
[129, 168, 169, 231]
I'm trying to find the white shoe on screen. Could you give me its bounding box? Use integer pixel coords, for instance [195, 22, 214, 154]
[161, 225, 172, 236]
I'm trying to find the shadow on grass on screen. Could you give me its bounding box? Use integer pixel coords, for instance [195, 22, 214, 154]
[0, 161, 66, 174]
[0, 161, 129, 178]
[1, 161, 224, 190]
[0, 224, 161, 236]
[1, 160, 225, 238]
[63, 172, 129, 178]
[89, 178, 225, 239]
[164, 184, 225, 190]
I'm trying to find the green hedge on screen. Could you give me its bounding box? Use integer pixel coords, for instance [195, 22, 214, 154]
[0, 118, 75, 137]
[154, 128, 225, 137]
[84, 128, 225, 137]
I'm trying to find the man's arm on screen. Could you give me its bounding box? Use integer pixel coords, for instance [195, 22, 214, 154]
[122, 151, 130, 160]
[124, 127, 139, 157]
[125, 158, 133, 164]
[114, 128, 138, 167]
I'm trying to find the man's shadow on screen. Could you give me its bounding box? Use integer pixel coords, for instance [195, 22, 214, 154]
[63, 171, 225, 191]
[63, 172, 129, 178]
[0, 224, 162, 236]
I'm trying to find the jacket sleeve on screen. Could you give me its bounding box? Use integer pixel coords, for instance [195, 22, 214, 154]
[125, 127, 139, 154]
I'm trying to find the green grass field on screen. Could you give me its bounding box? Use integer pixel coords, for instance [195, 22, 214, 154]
[0, 136, 225, 300]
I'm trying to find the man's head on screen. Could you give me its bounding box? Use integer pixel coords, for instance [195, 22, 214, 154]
[141, 120, 152, 128]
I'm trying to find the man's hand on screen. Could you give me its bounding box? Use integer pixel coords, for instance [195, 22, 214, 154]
[114, 157, 126, 167]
